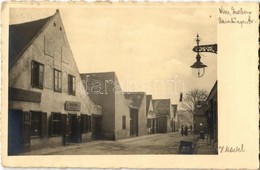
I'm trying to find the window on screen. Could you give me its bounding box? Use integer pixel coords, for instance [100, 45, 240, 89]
[31, 60, 44, 89]
[68, 74, 76, 95]
[31, 112, 47, 137]
[50, 112, 61, 136]
[122, 116, 126, 130]
[54, 69, 62, 92]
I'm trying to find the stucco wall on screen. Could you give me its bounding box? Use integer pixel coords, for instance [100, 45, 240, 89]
[9, 12, 97, 149]
[114, 75, 130, 140]
[138, 95, 147, 136]
[81, 72, 115, 140]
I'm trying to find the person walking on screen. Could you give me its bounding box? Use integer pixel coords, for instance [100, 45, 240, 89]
[184, 125, 188, 136]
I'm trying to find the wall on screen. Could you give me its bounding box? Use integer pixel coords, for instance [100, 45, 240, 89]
[9, 12, 98, 150]
[158, 116, 168, 133]
[114, 74, 130, 140]
[138, 94, 147, 136]
[81, 72, 115, 140]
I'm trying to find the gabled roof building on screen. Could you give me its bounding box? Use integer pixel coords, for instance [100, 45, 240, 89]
[153, 99, 172, 133]
[80, 72, 130, 140]
[8, 10, 101, 155]
[146, 95, 157, 134]
[124, 92, 147, 137]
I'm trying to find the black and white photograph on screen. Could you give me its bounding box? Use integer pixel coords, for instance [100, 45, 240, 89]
[1, 2, 259, 169]
[7, 5, 218, 156]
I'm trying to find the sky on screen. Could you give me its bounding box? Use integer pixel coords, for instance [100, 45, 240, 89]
[10, 5, 217, 105]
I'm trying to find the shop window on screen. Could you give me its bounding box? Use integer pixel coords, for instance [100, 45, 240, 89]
[54, 69, 62, 92]
[31, 112, 47, 137]
[50, 112, 61, 136]
[122, 116, 126, 130]
[31, 60, 44, 89]
[68, 74, 76, 96]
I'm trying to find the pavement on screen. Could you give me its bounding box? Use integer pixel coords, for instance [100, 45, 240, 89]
[193, 139, 218, 154]
[21, 132, 217, 155]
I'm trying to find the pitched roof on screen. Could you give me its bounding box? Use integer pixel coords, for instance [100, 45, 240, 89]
[124, 92, 146, 109]
[153, 99, 171, 116]
[9, 12, 56, 68]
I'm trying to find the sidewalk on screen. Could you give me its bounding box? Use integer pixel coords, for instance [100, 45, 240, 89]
[21, 133, 165, 155]
[193, 139, 218, 154]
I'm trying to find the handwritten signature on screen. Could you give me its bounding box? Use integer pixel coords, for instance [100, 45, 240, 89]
[219, 144, 245, 153]
[218, 6, 254, 28]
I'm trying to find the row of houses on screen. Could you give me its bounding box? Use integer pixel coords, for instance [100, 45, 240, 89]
[8, 10, 180, 155]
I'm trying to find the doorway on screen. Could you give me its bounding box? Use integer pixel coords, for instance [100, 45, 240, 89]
[92, 116, 102, 140]
[8, 110, 31, 155]
[130, 108, 138, 137]
[68, 114, 82, 143]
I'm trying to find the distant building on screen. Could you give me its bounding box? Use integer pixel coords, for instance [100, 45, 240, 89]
[80, 72, 130, 140]
[193, 101, 208, 134]
[153, 99, 172, 133]
[146, 95, 156, 134]
[177, 110, 193, 131]
[124, 92, 147, 137]
[8, 10, 101, 155]
[171, 104, 179, 132]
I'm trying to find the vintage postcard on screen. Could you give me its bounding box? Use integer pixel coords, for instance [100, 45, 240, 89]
[1, 2, 259, 169]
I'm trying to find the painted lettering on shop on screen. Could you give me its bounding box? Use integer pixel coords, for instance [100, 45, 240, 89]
[64, 101, 81, 111]
[9, 87, 41, 103]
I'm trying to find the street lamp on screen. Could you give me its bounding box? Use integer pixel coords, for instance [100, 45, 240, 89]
[190, 34, 207, 77]
[190, 34, 217, 78]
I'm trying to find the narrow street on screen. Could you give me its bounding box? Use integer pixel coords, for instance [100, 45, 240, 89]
[22, 132, 217, 155]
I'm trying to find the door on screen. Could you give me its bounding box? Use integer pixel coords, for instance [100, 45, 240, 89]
[69, 114, 77, 143]
[8, 110, 23, 155]
[92, 116, 102, 140]
[61, 114, 70, 145]
[68, 114, 82, 143]
[152, 119, 155, 134]
[130, 108, 138, 137]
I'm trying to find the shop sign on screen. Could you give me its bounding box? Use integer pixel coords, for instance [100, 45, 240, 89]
[9, 87, 41, 103]
[65, 101, 81, 111]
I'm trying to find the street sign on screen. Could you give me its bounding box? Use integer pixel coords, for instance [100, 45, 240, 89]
[192, 44, 217, 54]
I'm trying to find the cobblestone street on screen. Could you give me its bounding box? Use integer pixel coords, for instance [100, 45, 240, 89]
[23, 132, 217, 155]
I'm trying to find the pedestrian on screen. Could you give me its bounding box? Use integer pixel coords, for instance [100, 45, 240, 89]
[190, 125, 193, 131]
[184, 125, 188, 136]
[181, 125, 184, 136]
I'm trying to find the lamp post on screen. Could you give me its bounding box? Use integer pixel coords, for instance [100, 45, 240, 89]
[190, 34, 217, 78]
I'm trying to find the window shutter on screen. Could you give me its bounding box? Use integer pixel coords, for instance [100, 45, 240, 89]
[61, 114, 67, 135]
[50, 113, 53, 136]
[87, 115, 92, 132]
[40, 112, 47, 137]
[22, 111, 31, 152]
[81, 114, 84, 133]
